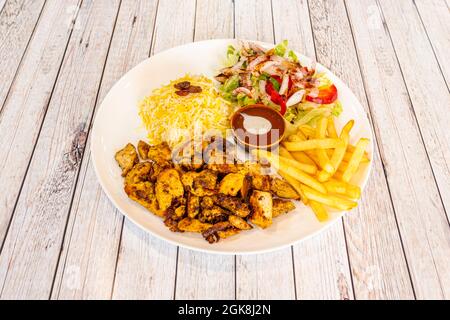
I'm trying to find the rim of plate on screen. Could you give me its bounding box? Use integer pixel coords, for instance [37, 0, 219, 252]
[90, 39, 374, 255]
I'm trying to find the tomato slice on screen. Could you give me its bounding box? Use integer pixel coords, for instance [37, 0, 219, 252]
[305, 84, 338, 104]
[265, 81, 287, 115]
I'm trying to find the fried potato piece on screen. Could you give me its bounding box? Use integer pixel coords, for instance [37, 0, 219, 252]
[155, 169, 184, 211]
[125, 162, 153, 185]
[212, 194, 251, 218]
[187, 194, 200, 218]
[198, 205, 229, 224]
[251, 173, 271, 192]
[124, 181, 164, 217]
[249, 190, 273, 229]
[178, 218, 212, 233]
[229, 215, 252, 230]
[137, 140, 150, 160]
[270, 178, 300, 200]
[148, 142, 172, 166]
[115, 143, 139, 176]
[219, 173, 245, 196]
[273, 199, 296, 218]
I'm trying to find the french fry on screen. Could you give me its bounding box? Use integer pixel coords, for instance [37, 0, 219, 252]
[324, 179, 361, 199]
[298, 125, 316, 138]
[278, 146, 295, 160]
[309, 200, 329, 222]
[283, 139, 341, 151]
[256, 149, 317, 175]
[290, 151, 317, 168]
[318, 120, 354, 182]
[278, 170, 308, 204]
[343, 150, 370, 163]
[327, 117, 338, 138]
[347, 144, 370, 160]
[254, 149, 320, 181]
[342, 138, 370, 182]
[316, 117, 334, 174]
[300, 185, 357, 211]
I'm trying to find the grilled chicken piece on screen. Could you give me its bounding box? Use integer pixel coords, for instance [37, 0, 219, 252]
[147, 142, 172, 166]
[200, 196, 215, 209]
[217, 227, 240, 239]
[270, 178, 300, 200]
[137, 140, 150, 160]
[124, 181, 163, 217]
[206, 163, 241, 175]
[181, 170, 217, 197]
[202, 221, 232, 243]
[251, 174, 271, 192]
[155, 169, 184, 211]
[249, 190, 273, 228]
[273, 199, 296, 218]
[187, 193, 200, 218]
[115, 143, 139, 176]
[212, 194, 251, 218]
[194, 170, 217, 190]
[219, 173, 245, 196]
[240, 175, 252, 200]
[198, 205, 229, 224]
[125, 162, 153, 185]
[229, 215, 252, 230]
[178, 218, 212, 233]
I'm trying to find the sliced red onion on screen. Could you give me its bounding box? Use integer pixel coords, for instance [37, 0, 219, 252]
[286, 90, 305, 107]
[308, 87, 319, 98]
[279, 74, 290, 95]
[269, 55, 285, 63]
[259, 80, 267, 96]
[246, 55, 268, 71]
[233, 87, 252, 97]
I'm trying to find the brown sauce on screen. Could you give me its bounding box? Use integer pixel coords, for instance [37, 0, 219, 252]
[231, 105, 286, 148]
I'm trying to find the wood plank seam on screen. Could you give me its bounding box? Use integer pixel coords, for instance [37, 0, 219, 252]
[374, 0, 449, 227]
[172, 247, 180, 300]
[269, 0, 300, 300]
[0, 0, 83, 256]
[46, 0, 125, 299]
[412, 0, 449, 91]
[0, 0, 47, 116]
[341, 0, 418, 299]
[305, 0, 356, 299]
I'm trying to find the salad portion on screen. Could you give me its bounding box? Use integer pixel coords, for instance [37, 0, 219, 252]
[215, 40, 342, 126]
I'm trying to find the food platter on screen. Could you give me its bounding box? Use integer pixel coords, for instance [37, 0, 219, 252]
[91, 39, 373, 254]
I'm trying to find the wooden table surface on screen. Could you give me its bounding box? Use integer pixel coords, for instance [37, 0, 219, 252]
[0, 0, 449, 300]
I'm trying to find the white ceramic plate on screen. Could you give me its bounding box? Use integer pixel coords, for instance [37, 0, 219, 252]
[91, 39, 373, 255]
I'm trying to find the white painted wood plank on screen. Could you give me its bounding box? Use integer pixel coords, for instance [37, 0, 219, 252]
[113, 0, 199, 300]
[174, 0, 236, 300]
[0, 0, 122, 299]
[0, 0, 81, 257]
[363, 0, 450, 299]
[414, 0, 450, 87]
[347, 0, 450, 299]
[194, 0, 234, 39]
[113, 221, 177, 299]
[52, 0, 161, 299]
[309, 0, 415, 299]
[272, 0, 354, 300]
[378, 0, 450, 221]
[234, 0, 296, 300]
[0, 0, 46, 112]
